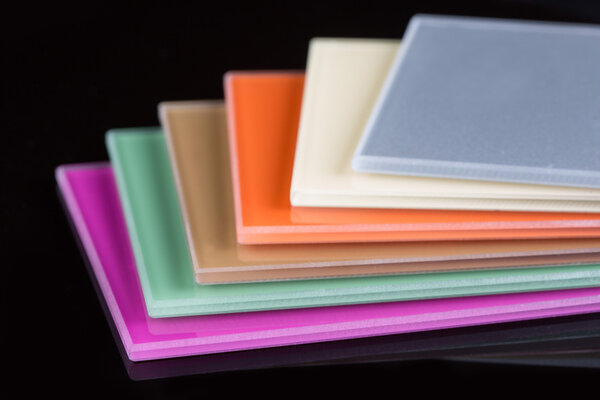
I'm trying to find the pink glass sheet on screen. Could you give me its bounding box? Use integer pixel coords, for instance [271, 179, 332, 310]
[56, 162, 600, 361]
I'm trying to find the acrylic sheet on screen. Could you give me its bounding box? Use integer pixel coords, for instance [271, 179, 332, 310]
[291, 38, 600, 212]
[159, 101, 600, 283]
[60, 162, 600, 320]
[224, 71, 600, 244]
[56, 163, 600, 362]
[353, 15, 600, 189]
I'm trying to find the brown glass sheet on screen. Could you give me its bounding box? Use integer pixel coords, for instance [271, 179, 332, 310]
[159, 100, 600, 284]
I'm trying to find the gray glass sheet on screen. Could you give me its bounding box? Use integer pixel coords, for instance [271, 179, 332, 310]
[353, 14, 600, 189]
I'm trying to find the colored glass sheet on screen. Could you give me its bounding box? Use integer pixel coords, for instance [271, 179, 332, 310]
[224, 72, 600, 244]
[353, 15, 600, 188]
[292, 38, 600, 212]
[160, 101, 600, 284]
[56, 162, 600, 361]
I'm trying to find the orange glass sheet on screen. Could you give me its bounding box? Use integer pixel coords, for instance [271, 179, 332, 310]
[224, 72, 600, 244]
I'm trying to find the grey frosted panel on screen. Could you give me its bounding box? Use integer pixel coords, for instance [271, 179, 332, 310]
[353, 15, 600, 188]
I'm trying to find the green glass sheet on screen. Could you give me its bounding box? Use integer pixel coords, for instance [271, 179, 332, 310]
[106, 127, 600, 317]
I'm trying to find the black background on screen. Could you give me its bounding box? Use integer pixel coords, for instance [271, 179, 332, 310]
[4, 0, 600, 395]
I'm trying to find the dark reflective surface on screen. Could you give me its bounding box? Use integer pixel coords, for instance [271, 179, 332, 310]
[7, 0, 600, 394]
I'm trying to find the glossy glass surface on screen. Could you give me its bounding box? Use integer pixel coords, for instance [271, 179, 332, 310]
[105, 129, 600, 316]
[159, 100, 600, 283]
[56, 162, 600, 358]
[224, 72, 600, 244]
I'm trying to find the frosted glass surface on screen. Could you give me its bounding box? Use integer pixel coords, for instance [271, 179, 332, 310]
[354, 15, 600, 188]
